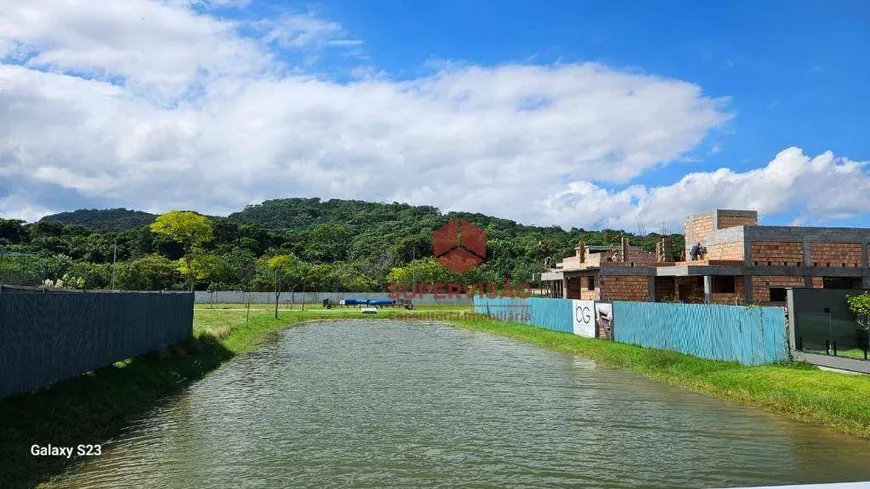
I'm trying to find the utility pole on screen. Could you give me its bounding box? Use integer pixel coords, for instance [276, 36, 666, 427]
[274, 268, 280, 319]
[411, 246, 416, 307]
[111, 238, 117, 291]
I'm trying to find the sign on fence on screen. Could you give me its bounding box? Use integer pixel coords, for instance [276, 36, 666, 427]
[595, 303, 613, 340]
[572, 300, 595, 338]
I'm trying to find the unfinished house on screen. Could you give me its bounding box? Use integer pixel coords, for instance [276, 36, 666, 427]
[541, 209, 870, 305]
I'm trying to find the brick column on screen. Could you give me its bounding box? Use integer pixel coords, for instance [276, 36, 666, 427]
[744, 276, 752, 303]
[621, 237, 630, 263]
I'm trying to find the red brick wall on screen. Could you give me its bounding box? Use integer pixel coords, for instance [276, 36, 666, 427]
[705, 241, 744, 260]
[810, 242, 863, 268]
[685, 216, 714, 255]
[750, 241, 804, 266]
[599, 275, 649, 302]
[579, 276, 597, 300]
[811, 276, 823, 288]
[751, 275, 805, 303]
[565, 277, 582, 299]
[626, 248, 657, 263]
[711, 277, 745, 304]
[717, 215, 757, 229]
[654, 277, 676, 301]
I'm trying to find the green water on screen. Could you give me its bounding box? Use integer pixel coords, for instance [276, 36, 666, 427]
[47, 321, 870, 488]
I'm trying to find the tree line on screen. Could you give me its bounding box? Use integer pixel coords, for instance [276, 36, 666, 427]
[0, 198, 684, 292]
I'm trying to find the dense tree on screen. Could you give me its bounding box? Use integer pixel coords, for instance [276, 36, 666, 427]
[0, 219, 27, 244]
[387, 258, 459, 286]
[150, 211, 215, 290]
[117, 255, 182, 291]
[305, 224, 352, 262]
[178, 254, 225, 287]
[5, 198, 684, 291]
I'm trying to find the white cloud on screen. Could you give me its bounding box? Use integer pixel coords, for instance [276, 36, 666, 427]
[543, 147, 870, 229]
[257, 13, 362, 50]
[0, 0, 738, 226]
[0, 0, 271, 102]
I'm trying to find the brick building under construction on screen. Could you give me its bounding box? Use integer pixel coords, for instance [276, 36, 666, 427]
[540, 209, 870, 304]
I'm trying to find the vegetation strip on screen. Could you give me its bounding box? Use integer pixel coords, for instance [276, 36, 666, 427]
[3, 305, 869, 487]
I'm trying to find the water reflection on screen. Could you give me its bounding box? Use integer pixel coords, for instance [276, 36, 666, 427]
[47, 320, 870, 488]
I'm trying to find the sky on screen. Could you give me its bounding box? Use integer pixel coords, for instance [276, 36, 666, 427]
[0, 0, 869, 231]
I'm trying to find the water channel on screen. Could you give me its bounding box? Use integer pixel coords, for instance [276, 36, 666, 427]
[46, 320, 870, 488]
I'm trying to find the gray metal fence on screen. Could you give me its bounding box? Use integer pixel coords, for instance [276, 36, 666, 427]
[195, 291, 474, 306]
[0, 287, 194, 399]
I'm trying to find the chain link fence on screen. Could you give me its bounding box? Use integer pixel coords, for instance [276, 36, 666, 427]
[0, 250, 43, 286]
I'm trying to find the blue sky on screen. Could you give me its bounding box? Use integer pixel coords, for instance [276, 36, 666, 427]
[0, 0, 869, 229]
[327, 0, 869, 172]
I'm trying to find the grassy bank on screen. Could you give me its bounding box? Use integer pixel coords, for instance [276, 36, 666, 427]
[451, 316, 870, 439]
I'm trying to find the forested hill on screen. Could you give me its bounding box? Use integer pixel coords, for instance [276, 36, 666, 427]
[228, 198, 562, 238]
[5, 197, 684, 292]
[39, 208, 157, 232]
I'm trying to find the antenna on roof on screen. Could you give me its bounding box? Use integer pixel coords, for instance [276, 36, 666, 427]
[660, 222, 668, 235]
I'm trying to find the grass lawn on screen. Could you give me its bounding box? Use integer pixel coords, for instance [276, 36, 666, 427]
[2, 305, 870, 487]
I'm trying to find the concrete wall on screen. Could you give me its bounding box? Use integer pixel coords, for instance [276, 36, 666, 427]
[195, 291, 473, 306]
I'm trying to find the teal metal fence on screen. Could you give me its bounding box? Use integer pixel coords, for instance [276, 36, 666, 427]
[473, 297, 790, 365]
[0, 288, 194, 399]
[612, 302, 789, 365]
[473, 297, 573, 333]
